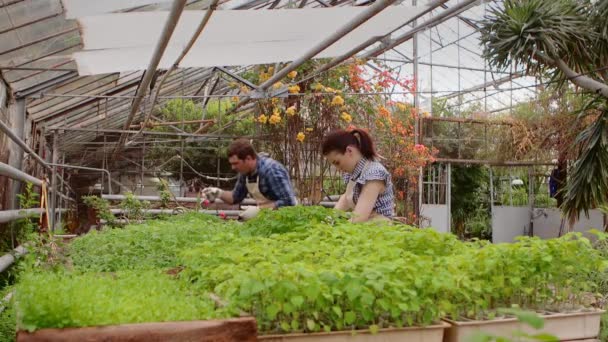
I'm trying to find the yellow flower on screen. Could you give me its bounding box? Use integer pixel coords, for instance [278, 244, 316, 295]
[312, 83, 324, 91]
[325, 87, 335, 93]
[285, 106, 296, 116]
[269, 114, 281, 125]
[240, 86, 250, 94]
[306, 127, 314, 132]
[259, 72, 270, 82]
[287, 70, 298, 79]
[341, 112, 352, 123]
[271, 98, 279, 106]
[331, 95, 344, 106]
[422, 111, 431, 118]
[268, 66, 274, 74]
[296, 132, 305, 142]
[231, 96, 239, 103]
[272, 82, 283, 89]
[396, 102, 408, 111]
[288, 85, 300, 94]
[258, 114, 268, 124]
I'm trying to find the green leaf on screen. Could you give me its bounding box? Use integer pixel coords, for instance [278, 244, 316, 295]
[332, 306, 343, 318]
[345, 281, 362, 301]
[369, 324, 379, 334]
[291, 319, 300, 331]
[529, 333, 559, 342]
[306, 319, 316, 331]
[280, 321, 290, 332]
[290, 296, 304, 308]
[344, 311, 356, 324]
[265, 303, 280, 320]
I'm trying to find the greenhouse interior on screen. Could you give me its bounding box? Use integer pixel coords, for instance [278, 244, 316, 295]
[0, 0, 608, 341]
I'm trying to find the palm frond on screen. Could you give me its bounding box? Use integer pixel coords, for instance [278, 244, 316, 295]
[561, 98, 608, 223]
[480, 0, 594, 76]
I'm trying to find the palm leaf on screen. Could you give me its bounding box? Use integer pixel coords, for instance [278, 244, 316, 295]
[561, 98, 608, 223]
[480, 0, 594, 78]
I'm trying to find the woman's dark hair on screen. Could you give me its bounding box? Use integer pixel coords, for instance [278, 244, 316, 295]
[321, 128, 377, 160]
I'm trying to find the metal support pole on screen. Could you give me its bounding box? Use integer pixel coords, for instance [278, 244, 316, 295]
[113, 0, 188, 156]
[57, 154, 65, 230]
[446, 163, 451, 234]
[46, 163, 113, 196]
[255, 0, 398, 94]
[50, 132, 58, 232]
[412, 0, 423, 226]
[528, 166, 534, 237]
[362, 0, 480, 58]
[0, 115, 49, 171]
[7, 99, 25, 209]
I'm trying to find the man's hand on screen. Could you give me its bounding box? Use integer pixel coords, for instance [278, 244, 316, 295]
[238, 206, 261, 221]
[201, 187, 223, 202]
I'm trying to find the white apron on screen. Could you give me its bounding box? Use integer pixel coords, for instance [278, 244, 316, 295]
[245, 176, 275, 209]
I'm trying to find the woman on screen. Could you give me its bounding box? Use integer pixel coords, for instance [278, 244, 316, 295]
[322, 128, 395, 222]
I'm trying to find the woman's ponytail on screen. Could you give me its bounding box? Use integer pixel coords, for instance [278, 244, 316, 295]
[322, 127, 378, 160]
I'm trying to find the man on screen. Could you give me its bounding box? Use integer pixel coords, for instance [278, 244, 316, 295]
[202, 139, 297, 220]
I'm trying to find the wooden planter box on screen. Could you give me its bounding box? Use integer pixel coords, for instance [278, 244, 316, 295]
[17, 317, 257, 342]
[443, 309, 605, 342]
[258, 321, 450, 342]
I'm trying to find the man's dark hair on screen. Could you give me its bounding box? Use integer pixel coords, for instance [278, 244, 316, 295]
[228, 139, 257, 160]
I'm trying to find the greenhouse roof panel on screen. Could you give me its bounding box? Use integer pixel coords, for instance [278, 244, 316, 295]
[73, 5, 430, 75]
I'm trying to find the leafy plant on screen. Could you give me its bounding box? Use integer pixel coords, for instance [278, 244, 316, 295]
[68, 213, 228, 272]
[12, 207, 606, 336]
[156, 179, 172, 209]
[15, 270, 228, 332]
[241, 206, 347, 236]
[119, 192, 150, 222]
[81, 195, 114, 226]
[4, 183, 40, 251]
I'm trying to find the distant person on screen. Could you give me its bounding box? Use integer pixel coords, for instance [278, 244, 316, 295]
[321, 128, 395, 222]
[201, 139, 296, 220]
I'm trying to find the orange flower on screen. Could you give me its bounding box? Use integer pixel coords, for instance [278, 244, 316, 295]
[378, 106, 391, 118]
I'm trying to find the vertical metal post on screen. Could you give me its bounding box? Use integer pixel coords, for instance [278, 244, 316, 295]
[216, 98, 222, 187]
[489, 166, 494, 240]
[446, 163, 451, 234]
[528, 166, 534, 236]
[412, 0, 423, 225]
[37, 127, 46, 179]
[141, 135, 146, 195]
[7, 99, 25, 210]
[50, 131, 58, 232]
[57, 154, 65, 231]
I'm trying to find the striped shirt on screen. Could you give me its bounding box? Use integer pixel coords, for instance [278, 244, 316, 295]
[232, 156, 297, 208]
[343, 158, 395, 218]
